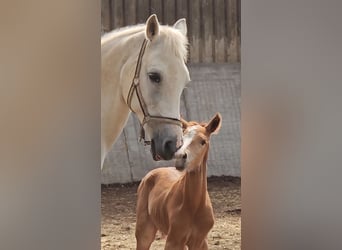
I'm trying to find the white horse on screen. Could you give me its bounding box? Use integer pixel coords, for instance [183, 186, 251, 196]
[101, 15, 190, 168]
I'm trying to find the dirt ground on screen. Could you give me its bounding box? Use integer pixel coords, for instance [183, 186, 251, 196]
[101, 176, 241, 250]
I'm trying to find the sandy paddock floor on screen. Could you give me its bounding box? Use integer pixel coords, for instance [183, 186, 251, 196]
[101, 176, 241, 250]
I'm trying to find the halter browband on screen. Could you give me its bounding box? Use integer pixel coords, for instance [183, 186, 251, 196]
[126, 39, 182, 145]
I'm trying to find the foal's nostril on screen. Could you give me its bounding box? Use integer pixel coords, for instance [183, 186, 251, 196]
[182, 153, 187, 159]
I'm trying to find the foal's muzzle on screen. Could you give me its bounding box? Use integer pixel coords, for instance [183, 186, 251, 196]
[175, 152, 187, 170]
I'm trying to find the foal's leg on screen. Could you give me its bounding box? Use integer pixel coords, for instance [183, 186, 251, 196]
[187, 235, 209, 250]
[136, 176, 158, 250]
[164, 239, 186, 250]
[187, 240, 208, 250]
[164, 231, 187, 250]
[198, 239, 209, 250]
[135, 199, 157, 250]
[135, 217, 157, 250]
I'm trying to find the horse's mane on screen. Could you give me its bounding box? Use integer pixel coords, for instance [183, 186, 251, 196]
[101, 25, 145, 43]
[101, 23, 188, 62]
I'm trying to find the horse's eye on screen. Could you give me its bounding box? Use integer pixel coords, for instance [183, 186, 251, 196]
[148, 72, 161, 83]
[200, 140, 206, 145]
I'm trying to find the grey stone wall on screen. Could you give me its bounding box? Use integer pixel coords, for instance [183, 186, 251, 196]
[102, 63, 240, 184]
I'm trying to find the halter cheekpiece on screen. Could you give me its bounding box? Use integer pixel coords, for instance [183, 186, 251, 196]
[126, 39, 182, 145]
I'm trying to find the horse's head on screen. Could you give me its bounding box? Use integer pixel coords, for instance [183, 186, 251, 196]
[174, 113, 222, 170]
[127, 15, 190, 161]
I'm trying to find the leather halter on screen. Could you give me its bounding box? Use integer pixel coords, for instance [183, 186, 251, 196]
[126, 39, 182, 145]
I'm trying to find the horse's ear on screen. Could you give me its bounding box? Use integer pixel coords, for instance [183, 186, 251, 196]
[173, 18, 187, 36]
[205, 113, 222, 135]
[180, 117, 189, 131]
[145, 14, 160, 41]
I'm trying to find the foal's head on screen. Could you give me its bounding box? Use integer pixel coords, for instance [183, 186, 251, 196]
[174, 113, 222, 170]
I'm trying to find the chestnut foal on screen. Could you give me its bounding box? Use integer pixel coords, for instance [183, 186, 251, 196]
[135, 113, 222, 250]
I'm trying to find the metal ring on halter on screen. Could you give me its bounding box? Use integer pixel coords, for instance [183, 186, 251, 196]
[126, 39, 182, 145]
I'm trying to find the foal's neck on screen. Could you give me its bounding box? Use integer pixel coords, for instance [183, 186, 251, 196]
[182, 150, 209, 211]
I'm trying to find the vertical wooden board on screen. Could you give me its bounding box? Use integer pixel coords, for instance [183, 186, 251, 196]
[201, 0, 214, 63]
[150, 0, 163, 22]
[137, 0, 150, 24]
[226, 0, 231, 46]
[226, 0, 238, 62]
[112, 0, 124, 29]
[176, 0, 188, 19]
[101, 0, 111, 33]
[214, 0, 226, 62]
[236, 0, 241, 62]
[237, 0, 241, 35]
[189, 0, 201, 63]
[124, 0, 136, 25]
[164, 0, 176, 25]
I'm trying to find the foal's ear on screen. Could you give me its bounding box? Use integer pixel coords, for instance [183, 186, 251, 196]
[180, 117, 189, 131]
[173, 18, 187, 36]
[145, 14, 160, 41]
[205, 113, 222, 135]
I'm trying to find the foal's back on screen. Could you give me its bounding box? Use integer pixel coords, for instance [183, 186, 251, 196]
[138, 167, 184, 210]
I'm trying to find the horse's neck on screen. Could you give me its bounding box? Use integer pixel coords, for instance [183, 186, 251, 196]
[101, 29, 144, 156]
[101, 88, 130, 163]
[101, 26, 144, 50]
[181, 150, 209, 211]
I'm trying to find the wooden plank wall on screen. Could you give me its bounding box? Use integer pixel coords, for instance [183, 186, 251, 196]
[101, 0, 240, 63]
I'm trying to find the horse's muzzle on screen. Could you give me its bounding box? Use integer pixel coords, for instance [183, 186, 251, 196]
[151, 136, 180, 161]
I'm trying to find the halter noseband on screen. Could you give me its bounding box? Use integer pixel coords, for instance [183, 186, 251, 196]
[126, 39, 182, 145]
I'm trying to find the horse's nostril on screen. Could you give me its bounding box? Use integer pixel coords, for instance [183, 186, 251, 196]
[151, 139, 156, 154]
[182, 153, 187, 159]
[164, 140, 173, 152]
[152, 137, 177, 160]
[163, 138, 177, 158]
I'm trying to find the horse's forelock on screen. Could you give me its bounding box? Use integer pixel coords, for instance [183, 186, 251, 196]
[101, 23, 188, 62]
[158, 26, 189, 62]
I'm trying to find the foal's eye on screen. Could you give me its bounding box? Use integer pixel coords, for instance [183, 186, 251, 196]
[200, 140, 206, 145]
[148, 72, 161, 83]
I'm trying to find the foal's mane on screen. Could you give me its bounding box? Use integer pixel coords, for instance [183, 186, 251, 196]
[101, 23, 188, 62]
[186, 121, 207, 128]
